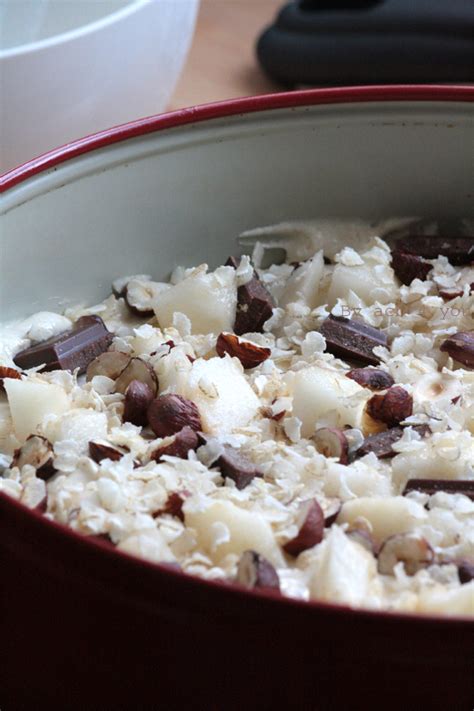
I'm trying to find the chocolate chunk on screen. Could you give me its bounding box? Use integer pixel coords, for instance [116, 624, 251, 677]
[14, 315, 113, 374]
[234, 279, 274, 335]
[395, 236, 474, 265]
[356, 424, 430, 459]
[216, 446, 263, 490]
[346, 368, 394, 390]
[320, 315, 387, 366]
[225, 255, 242, 269]
[150, 426, 199, 462]
[225, 255, 274, 335]
[403, 479, 474, 500]
[391, 250, 432, 285]
[440, 331, 474, 369]
[457, 560, 474, 584]
[357, 427, 404, 459]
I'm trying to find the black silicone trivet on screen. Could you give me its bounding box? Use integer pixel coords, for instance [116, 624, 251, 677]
[257, 0, 474, 86]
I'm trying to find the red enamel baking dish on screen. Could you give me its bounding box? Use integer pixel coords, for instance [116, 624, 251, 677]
[1, 86, 473, 710]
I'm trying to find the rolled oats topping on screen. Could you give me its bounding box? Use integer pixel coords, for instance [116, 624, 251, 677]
[1, 223, 473, 617]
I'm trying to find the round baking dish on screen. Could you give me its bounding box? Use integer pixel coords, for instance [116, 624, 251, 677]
[1, 86, 473, 711]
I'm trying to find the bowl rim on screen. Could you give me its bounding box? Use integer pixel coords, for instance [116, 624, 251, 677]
[0, 0, 149, 61]
[1, 84, 473, 625]
[1, 84, 473, 190]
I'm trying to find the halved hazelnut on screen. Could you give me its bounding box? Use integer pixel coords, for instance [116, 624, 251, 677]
[366, 386, 413, 427]
[313, 428, 349, 464]
[12, 435, 55, 481]
[0, 365, 22, 391]
[147, 394, 201, 438]
[124, 280, 156, 317]
[216, 332, 271, 369]
[377, 533, 434, 576]
[283, 499, 325, 556]
[111, 274, 151, 298]
[123, 379, 155, 426]
[440, 331, 474, 369]
[346, 368, 394, 391]
[438, 286, 464, 301]
[236, 550, 280, 592]
[89, 440, 127, 463]
[150, 426, 200, 462]
[322, 498, 342, 527]
[86, 351, 131, 382]
[346, 528, 376, 555]
[114, 357, 158, 396]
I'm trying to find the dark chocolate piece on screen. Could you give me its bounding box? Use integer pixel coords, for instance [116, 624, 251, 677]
[14, 315, 113, 374]
[320, 315, 387, 366]
[458, 560, 474, 584]
[357, 424, 430, 459]
[216, 446, 263, 490]
[150, 426, 200, 462]
[357, 427, 404, 459]
[225, 255, 242, 269]
[346, 368, 394, 391]
[225, 255, 274, 335]
[395, 236, 474, 265]
[391, 250, 432, 285]
[234, 279, 274, 335]
[403, 479, 474, 500]
[440, 331, 474, 369]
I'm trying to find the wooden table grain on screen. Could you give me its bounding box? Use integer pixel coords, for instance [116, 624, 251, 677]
[169, 0, 282, 110]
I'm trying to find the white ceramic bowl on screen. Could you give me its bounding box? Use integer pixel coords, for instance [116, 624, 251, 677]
[0, 0, 199, 172]
[0, 87, 473, 711]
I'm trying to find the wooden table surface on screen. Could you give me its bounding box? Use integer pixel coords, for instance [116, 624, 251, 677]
[169, 0, 283, 110]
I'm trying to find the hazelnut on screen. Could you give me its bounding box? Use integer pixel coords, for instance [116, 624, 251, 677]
[366, 386, 413, 427]
[0, 365, 22, 391]
[283, 499, 325, 556]
[377, 533, 434, 576]
[216, 332, 271, 369]
[457, 560, 474, 584]
[147, 394, 201, 438]
[123, 380, 155, 426]
[313, 428, 349, 464]
[89, 440, 127, 463]
[236, 550, 280, 592]
[86, 351, 131, 382]
[12, 435, 55, 481]
[346, 368, 394, 391]
[114, 357, 158, 396]
[153, 491, 190, 522]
